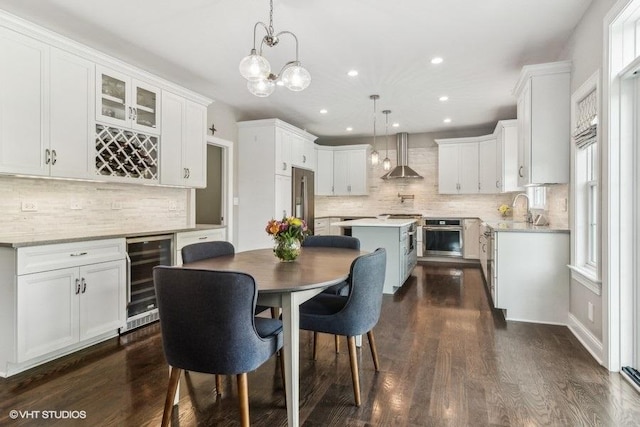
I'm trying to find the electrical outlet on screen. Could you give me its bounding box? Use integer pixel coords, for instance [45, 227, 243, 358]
[21, 201, 38, 212]
[168, 200, 177, 211]
[111, 201, 122, 210]
[70, 201, 83, 210]
[588, 302, 594, 322]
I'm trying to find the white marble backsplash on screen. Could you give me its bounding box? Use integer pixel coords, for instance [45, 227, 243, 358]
[0, 176, 190, 237]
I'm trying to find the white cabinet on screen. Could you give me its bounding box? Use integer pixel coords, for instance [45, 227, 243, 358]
[317, 145, 370, 196]
[291, 135, 316, 170]
[96, 66, 160, 134]
[160, 91, 207, 187]
[0, 238, 126, 376]
[494, 120, 521, 192]
[174, 227, 227, 265]
[514, 61, 571, 186]
[237, 119, 317, 252]
[477, 136, 498, 194]
[0, 27, 48, 176]
[436, 140, 479, 194]
[463, 218, 480, 259]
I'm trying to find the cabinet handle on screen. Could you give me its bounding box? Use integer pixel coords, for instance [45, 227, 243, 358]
[478, 182, 481, 190]
[482, 244, 486, 252]
[75, 278, 81, 295]
[51, 149, 57, 165]
[70, 252, 88, 257]
[496, 180, 500, 188]
[128, 107, 132, 119]
[45, 149, 51, 165]
[282, 210, 286, 218]
[81, 277, 87, 293]
[186, 168, 190, 178]
[133, 108, 138, 121]
[302, 155, 306, 163]
[198, 236, 208, 240]
[183, 168, 188, 178]
[282, 162, 287, 171]
[518, 166, 524, 178]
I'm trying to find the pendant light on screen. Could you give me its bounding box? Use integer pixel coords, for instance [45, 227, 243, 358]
[370, 94, 380, 165]
[382, 110, 392, 171]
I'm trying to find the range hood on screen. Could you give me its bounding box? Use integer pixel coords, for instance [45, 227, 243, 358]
[381, 132, 423, 179]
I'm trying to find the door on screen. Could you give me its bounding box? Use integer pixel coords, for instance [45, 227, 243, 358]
[79, 260, 126, 341]
[96, 66, 131, 127]
[333, 150, 350, 195]
[275, 174, 292, 220]
[478, 138, 497, 194]
[16, 268, 80, 362]
[316, 148, 334, 195]
[159, 91, 184, 186]
[131, 80, 160, 134]
[347, 149, 368, 195]
[438, 144, 459, 194]
[517, 80, 532, 186]
[183, 100, 207, 187]
[458, 142, 479, 193]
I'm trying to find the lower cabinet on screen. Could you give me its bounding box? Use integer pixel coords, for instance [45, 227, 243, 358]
[462, 218, 480, 259]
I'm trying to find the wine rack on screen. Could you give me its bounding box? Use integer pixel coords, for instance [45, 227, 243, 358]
[95, 124, 158, 180]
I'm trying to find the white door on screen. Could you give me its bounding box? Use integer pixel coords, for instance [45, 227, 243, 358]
[17, 268, 80, 362]
[478, 138, 497, 194]
[49, 47, 95, 179]
[96, 66, 131, 128]
[275, 174, 292, 219]
[0, 27, 48, 176]
[458, 142, 479, 193]
[333, 150, 350, 195]
[160, 91, 184, 186]
[517, 80, 532, 186]
[131, 79, 160, 134]
[79, 261, 126, 340]
[438, 144, 460, 194]
[274, 128, 292, 176]
[316, 149, 334, 195]
[347, 149, 368, 195]
[183, 100, 207, 188]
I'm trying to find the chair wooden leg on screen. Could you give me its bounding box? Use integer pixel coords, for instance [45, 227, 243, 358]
[215, 374, 222, 396]
[334, 335, 340, 353]
[279, 350, 286, 402]
[237, 373, 250, 427]
[271, 307, 279, 319]
[161, 366, 182, 427]
[367, 330, 380, 371]
[347, 336, 361, 407]
[313, 332, 319, 360]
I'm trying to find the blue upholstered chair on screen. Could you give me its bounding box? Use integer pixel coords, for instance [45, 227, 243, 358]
[153, 266, 283, 427]
[299, 248, 386, 406]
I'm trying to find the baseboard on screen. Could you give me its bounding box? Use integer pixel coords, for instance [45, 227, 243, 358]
[568, 313, 603, 365]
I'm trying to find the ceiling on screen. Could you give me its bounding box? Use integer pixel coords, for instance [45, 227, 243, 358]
[0, 0, 593, 139]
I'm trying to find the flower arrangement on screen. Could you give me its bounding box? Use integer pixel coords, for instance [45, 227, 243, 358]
[265, 216, 309, 261]
[498, 204, 512, 218]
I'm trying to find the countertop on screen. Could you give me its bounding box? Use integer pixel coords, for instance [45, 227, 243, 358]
[0, 224, 227, 248]
[332, 218, 418, 228]
[485, 221, 569, 233]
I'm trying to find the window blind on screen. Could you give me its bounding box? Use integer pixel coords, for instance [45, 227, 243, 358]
[573, 89, 597, 149]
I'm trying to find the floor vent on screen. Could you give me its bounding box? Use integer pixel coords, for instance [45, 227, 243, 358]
[120, 311, 159, 334]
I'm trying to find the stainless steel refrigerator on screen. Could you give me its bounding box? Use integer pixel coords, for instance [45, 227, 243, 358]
[292, 167, 315, 235]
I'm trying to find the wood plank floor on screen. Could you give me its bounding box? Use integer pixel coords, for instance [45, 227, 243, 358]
[2, 263, 640, 426]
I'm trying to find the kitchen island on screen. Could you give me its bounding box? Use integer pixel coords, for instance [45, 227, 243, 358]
[332, 218, 417, 294]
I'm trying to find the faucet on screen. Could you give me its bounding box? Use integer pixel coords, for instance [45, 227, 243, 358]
[512, 193, 532, 223]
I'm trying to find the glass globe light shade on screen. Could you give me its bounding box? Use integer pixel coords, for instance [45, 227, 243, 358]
[281, 64, 311, 91]
[239, 52, 271, 81]
[370, 149, 380, 165]
[247, 79, 275, 97]
[383, 157, 392, 171]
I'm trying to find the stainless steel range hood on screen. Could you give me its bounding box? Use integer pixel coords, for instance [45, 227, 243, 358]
[381, 132, 423, 179]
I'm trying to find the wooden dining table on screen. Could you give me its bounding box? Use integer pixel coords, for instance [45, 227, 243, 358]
[181, 246, 364, 427]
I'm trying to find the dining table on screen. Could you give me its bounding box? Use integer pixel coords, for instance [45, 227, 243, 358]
[181, 246, 365, 427]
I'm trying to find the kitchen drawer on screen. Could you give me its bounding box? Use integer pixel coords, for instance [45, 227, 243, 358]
[17, 238, 126, 276]
[175, 228, 227, 265]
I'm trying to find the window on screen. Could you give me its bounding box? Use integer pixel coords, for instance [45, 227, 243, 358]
[585, 142, 598, 267]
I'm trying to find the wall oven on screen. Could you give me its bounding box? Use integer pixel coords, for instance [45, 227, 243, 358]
[423, 218, 463, 257]
[121, 234, 173, 333]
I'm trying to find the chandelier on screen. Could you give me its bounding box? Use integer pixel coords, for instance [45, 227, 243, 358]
[239, 0, 311, 97]
[370, 95, 380, 165]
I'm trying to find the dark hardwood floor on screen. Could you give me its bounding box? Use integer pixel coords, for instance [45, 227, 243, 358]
[2, 263, 639, 426]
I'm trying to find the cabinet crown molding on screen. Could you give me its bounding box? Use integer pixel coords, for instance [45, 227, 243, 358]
[237, 118, 317, 141]
[513, 60, 572, 97]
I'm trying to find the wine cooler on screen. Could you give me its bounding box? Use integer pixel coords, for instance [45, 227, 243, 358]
[121, 235, 173, 333]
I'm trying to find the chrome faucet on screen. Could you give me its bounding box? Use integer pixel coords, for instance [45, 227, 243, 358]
[512, 193, 532, 223]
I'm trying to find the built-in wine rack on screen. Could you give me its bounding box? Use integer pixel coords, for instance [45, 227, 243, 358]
[95, 124, 158, 180]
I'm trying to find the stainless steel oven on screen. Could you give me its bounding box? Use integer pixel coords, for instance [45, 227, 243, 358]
[423, 218, 463, 257]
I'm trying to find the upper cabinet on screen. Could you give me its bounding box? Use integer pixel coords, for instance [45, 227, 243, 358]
[494, 120, 521, 192]
[96, 66, 160, 135]
[315, 146, 334, 195]
[436, 139, 479, 194]
[291, 134, 316, 169]
[315, 145, 370, 196]
[514, 61, 571, 186]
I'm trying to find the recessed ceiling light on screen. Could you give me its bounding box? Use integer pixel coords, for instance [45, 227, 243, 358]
[443, 118, 452, 123]
[431, 57, 444, 64]
[439, 95, 449, 101]
[347, 70, 359, 77]
[392, 122, 400, 128]
[320, 109, 328, 114]
[346, 127, 353, 131]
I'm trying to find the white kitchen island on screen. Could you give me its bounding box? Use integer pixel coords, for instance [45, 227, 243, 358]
[332, 218, 417, 294]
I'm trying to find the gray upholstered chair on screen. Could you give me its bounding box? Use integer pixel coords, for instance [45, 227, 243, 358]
[299, 248, 386, 406]
[153, 266, 283, 427]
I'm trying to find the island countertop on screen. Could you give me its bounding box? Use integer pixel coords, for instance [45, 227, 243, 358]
[332, 218, 417, 228]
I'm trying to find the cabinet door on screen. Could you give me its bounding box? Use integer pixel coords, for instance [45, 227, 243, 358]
[275, 128, 292, 176]
[0, 27, 48, 176]
[332, 150, 350, 195]
[131, 80, 161, 135]
[478, 138, 497, 194]
[302, 140, 316, 170]
[347, 149, 368, 195]
[438, 144, 459, 194]
[79, 260, 126, 340]
[458, 142, 479, 193]
[49, 48, 94, 179]
[275, 174, 292, 219]
[183, 100, 207, 187]
[316, 148, 334, 195]
[160, 91, 184, 186]
[463, 219, 480, 259]
[17, 267, 80, 362]
[96, 66, 131, 128]
[517, 80, 531, 186]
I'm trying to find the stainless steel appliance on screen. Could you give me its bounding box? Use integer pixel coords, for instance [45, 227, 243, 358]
[121, 235, 173, 333]
[292, 167, 315, 234]
[423, 218, 463, 257]
[381, 213, 422, 255]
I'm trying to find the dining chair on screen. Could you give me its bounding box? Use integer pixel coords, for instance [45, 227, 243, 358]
[301, 235, 360, 353]
[153, 266, 284, 427]
[299, 247, 386, 407]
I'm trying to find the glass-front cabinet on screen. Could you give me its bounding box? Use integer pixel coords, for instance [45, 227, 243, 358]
[96, 66, 160, 134]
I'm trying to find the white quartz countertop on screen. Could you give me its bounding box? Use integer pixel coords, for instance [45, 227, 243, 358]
[485, 221, 569, 233]
[332, 218, 417, 228]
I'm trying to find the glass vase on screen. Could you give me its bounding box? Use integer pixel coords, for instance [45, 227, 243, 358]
[274, 237, 301, 262]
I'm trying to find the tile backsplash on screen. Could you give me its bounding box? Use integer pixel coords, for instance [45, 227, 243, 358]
[0, 176, 190, 237]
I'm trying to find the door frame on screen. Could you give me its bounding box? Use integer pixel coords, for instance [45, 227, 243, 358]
[207, 135, 234, 244]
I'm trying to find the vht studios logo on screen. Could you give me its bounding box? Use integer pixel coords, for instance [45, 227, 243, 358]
[9, 410, 87, 420]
